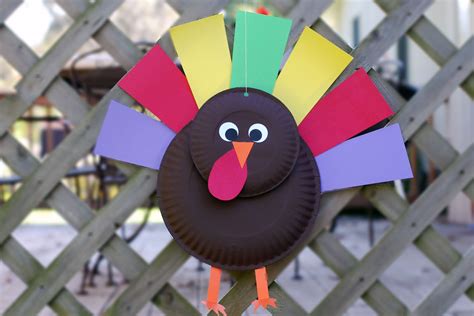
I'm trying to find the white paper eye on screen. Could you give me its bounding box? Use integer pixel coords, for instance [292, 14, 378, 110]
[248, 123, 268, 143]
[219, 122, 239, 142]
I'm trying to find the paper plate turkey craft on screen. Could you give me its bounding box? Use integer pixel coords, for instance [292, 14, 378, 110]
[94, 12, 412, 315]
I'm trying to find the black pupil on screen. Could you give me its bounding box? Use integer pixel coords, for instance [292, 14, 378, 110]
[249, 129, 262, 142]
[225, 128, 238, 141]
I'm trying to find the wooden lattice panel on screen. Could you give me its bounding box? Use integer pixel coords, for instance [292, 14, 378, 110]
[0, 0, 472, 315]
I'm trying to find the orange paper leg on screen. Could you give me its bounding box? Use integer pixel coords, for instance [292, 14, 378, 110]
[252, 267, 277, 311]
[202, 266, 227, 316]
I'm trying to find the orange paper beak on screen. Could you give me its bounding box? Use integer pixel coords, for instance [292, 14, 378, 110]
[232, 141, 254, 168]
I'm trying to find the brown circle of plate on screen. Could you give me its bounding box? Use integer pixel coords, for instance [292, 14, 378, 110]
[190, 88, 300, 197]
[158, 126, 321, 270]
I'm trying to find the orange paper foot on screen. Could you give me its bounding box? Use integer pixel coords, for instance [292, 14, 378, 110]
[201, 300, 227, 316]
[252, 297, 277, 312]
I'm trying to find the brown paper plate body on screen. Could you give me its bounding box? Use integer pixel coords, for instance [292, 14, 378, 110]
[158, 126, 321, 270]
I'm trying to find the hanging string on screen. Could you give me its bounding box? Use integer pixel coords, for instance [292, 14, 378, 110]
[244, 0, 249, 97]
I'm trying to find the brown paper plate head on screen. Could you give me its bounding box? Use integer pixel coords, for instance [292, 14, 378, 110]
[190, 88, 300, 197]
[158, 126, 321, 270]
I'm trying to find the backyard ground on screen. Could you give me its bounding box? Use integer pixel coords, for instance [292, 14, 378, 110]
[1, 216, 473, 315]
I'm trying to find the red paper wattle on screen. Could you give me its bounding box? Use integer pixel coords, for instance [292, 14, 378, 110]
[208, 149, 247, 201]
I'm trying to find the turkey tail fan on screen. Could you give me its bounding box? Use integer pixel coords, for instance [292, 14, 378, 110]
[231, 11, 291, 93]
[118, 45, 197, 133]
[273, 27, 352, 124]
[299, 69, 394, 157]
[170, 14, 232, 107]
[316, 124, 413, 192]
[94, 100, 175, 170]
